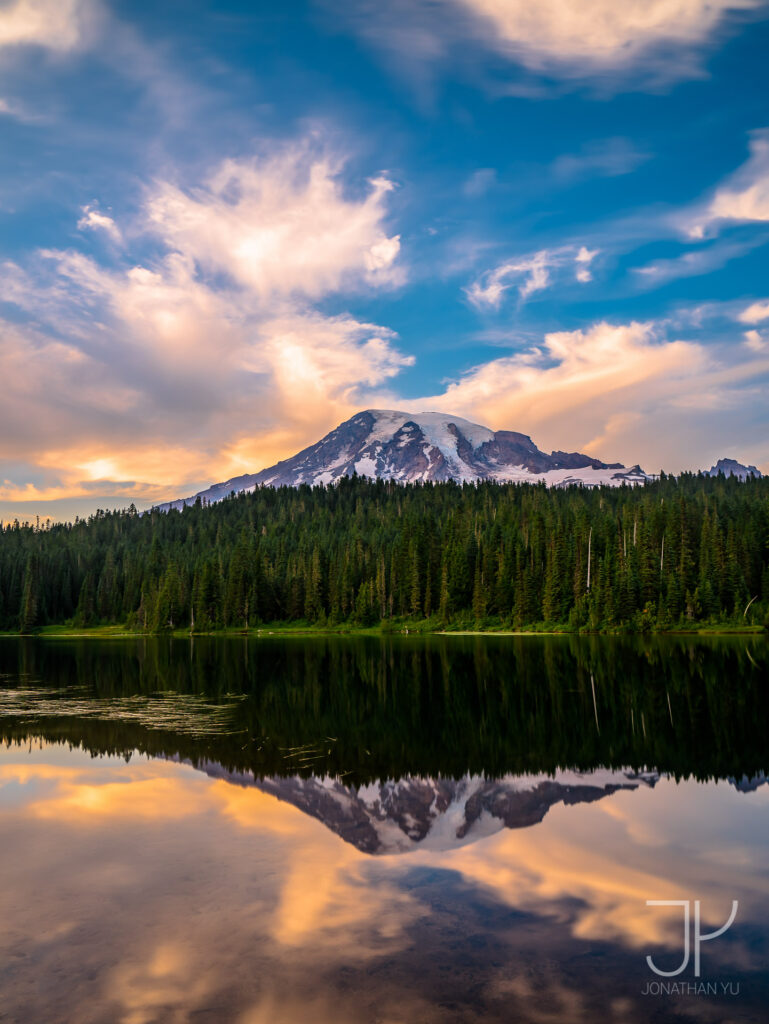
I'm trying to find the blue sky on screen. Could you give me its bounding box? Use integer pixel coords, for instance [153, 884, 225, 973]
[1, 0, 769, 521]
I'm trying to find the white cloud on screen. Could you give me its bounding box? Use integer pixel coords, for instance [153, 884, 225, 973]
[334, 0, 759, 89]
[467, 251, 550, 307]
[0, 0, 97, 52]
[685, 130, 769, 238]
[467, 245, 598, 309]
[455, 0, 758, 69]
[144, 146, 403, 300]
[738, 298, 769, 323]
[743, 329, 768, 352]
[574, 246, 598, 282]
[550, 138, 649, 181]
[77, 204, 122, 244]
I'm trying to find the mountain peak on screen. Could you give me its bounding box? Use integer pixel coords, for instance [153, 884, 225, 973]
[156, 409, 649, 511]
[704, 458, 762, 480]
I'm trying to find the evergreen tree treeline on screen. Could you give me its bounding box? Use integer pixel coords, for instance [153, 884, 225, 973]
[1, 473, 768, 633]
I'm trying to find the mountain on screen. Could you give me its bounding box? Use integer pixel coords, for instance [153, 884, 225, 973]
[174, 759, 768, 853]
[182, 762, 660, 855]
[158, 409, 648, 511]
[704, 458, 762, 480]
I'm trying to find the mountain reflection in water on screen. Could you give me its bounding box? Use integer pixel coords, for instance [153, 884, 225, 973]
[0, 635, 767, 1024]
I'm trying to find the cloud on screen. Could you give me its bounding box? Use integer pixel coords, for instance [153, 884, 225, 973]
[550, 138, 649, 182]
[574, 246, 599, 282]
[415, 319, 769, 471]
[0, 137, 413, 511]
[0, 96, 31, 121]
[632, 236, 763, 285]
[0, 0, 97, 52]
[455, 0, 759, 70]
[331, 0, 760, 91]
[743, 329, 768, 351]
[144, 146, 403, 300]
[433, 778, 769, 961]
[77, 204, 122, 244]
[738, 298, 769, 323]
[685, 130, 769, 238]
[467, 245, 598, 308]
[463, 168, 497, 197]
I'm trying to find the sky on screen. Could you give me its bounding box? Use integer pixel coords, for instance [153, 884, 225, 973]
[1, 0, 769, 522]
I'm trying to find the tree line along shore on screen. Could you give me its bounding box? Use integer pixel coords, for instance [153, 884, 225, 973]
[1, 473, 768, 635]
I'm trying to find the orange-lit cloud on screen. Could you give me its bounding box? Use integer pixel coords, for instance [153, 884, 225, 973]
[414, 320, 769, 472]
[2, 750, 767, 1024]
[0, 137, 412, 515]
[415, 778, 769, 954]
[3, 128, 769, 522]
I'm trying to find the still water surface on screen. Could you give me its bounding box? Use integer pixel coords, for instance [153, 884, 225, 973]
[0, 635, 767, 1023]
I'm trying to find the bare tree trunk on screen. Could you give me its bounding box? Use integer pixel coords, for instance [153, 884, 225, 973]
[586, 527, 592, 592]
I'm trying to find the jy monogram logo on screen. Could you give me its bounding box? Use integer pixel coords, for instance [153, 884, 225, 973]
[645, 900, 738, 977]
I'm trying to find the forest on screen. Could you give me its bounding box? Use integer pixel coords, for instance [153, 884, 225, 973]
[1, 472, 768, 634]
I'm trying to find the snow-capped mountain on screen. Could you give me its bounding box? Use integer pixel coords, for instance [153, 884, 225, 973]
[704, 458, 762, 480]
[181, 762, 660, 855]
[158, 409, 648, 511]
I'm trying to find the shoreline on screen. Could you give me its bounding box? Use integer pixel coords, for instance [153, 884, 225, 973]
[1, 624, 765, 640]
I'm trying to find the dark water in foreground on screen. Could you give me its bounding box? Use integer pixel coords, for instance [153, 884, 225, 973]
[0, 635, 767, 1023]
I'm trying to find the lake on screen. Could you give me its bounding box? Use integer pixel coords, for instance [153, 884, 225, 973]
[0, 635, 767, 1023]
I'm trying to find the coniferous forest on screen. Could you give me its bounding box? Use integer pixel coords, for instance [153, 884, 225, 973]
[1, 473, 768, 634]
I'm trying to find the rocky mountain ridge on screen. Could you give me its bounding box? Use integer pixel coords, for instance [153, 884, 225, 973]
[704, 458, 762, 480]
[158, 409, 649, 511]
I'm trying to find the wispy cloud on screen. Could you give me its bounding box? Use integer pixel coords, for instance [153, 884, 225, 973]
[77, 204, 123, 245]
[467, 245, 598, 309]
[463, 168, 497, 197]
[684, 129, 769, 238]
[550, 138, 649, 182]
[632, 236, 764, 286]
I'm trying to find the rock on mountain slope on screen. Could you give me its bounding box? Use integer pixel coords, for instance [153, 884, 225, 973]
[704, 458, 762, 480]
[158, 409, 649, 510]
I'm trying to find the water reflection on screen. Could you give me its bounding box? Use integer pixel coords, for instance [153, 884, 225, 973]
[1, 633, 767, 780]
[0, 636, 768, 1023]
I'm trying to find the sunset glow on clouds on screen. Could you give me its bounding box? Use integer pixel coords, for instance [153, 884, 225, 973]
[1, 0, 769, 519]
[3, 749, 767, 1023]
